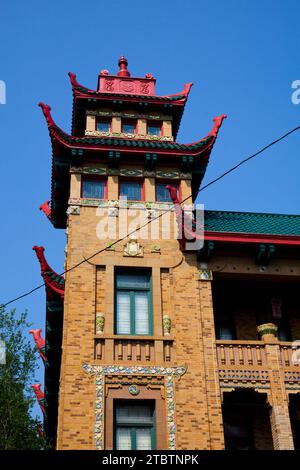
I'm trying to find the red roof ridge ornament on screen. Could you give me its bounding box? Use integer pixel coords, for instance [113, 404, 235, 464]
[209, 114, 227, 137]
[69, 71, 104, 94]
[38, 102, 55, 127]
[31, 384, 45, 414]
[29, 329, 46, 362]
[117, 56, 130, 77]
[32, 246, 65, 298]
[160, 82, 193, 99]
[68, 72, 81, 88]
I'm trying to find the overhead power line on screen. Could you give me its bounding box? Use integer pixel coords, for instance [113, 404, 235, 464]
[2, 124, 300, 309]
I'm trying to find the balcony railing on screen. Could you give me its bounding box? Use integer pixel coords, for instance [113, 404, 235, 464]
[94, 335, 173, 363]
[216, 340, 267, 367]
[280, 342, 300, 369]
[216, 339, 300, 386]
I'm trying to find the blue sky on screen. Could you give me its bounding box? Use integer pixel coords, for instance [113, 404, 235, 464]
[0, 0, 299, 418]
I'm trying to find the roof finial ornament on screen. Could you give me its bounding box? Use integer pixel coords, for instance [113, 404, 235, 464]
[118, 56, 130, 77]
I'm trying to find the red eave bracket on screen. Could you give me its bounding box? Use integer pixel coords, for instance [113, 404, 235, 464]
[32, 246, 65, 298]
[29, 329, 46, 362]
[31, 384, 45, 414]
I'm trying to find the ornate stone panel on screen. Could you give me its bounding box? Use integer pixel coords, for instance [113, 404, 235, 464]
[83, 363, 186, 450]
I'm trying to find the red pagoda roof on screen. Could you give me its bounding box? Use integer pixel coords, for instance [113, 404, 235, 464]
[69, 57, 193, 138]
[39, 99, 226, 228]
[39, 102, 226, 156]
[38, 58, 227, 228]
[69, 71, 192, 103]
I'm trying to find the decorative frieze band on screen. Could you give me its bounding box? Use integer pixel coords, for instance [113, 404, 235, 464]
[285, 370, 300, 383]
[70, 166, 107, 176]
[84, 130, 174, 141]
[82, 363, 187, 450]
[219, 369, 270, 383]
[70, 166, 192, 180]
[68, 198, 195, 212]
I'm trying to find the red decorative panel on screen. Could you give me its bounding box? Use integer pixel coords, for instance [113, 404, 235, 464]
[99, 75, 156, 95]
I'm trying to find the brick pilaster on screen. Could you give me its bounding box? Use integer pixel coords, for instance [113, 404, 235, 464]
[265, 342, 294, 450]
[198, 280, 225, 449]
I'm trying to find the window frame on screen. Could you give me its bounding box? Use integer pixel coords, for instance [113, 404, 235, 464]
[119, 178, 145, 201]
[113, 400, 156, 450]
[114, 269, 153, 336]
[96, 117, 112, 133]
[155, 180, 181, 203]
[147, 121, 162, 137]
[81, 175, 108, 200]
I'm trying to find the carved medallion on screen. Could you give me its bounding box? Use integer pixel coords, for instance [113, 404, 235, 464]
[128, 384, 140, 396]
[124, 239, 143, 257]
[120, 80, 134, 92]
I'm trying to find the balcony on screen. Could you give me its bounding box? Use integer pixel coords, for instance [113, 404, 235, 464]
[94, 334, 173, 363]
[216, 340, 300, 387]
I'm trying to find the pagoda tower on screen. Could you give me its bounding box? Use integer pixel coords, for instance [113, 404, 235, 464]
[38, 56, 227, 450]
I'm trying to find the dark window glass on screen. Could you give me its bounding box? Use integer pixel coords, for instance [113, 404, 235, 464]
[115, 271, 152, 335]
[214, 308, 236, 340]
[147, 123, 161, 136]
[156, 182, 178, 202]
[122, 121, 136, 134]
[96, 119, 110, 132]
[82, 179, 105, 199]
[119, 181, 142, 201]
[114, 402, 155, 450]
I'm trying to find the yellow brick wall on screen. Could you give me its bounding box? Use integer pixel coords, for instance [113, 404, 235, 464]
[57, 205, 225, 449]
[57, 201, 299, 450]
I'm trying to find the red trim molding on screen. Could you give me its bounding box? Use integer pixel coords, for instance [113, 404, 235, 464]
[204, 231, 300, 246]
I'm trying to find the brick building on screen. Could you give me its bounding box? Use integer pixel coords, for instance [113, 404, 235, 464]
[32, 57, 300, 450]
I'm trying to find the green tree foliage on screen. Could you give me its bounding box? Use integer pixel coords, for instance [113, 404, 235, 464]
[0, 307, 46, 449]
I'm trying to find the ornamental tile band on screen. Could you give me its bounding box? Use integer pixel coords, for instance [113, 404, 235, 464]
[66, 205, 80, 215]
[69, 167, 191, 179]
[85, 130, 173, 142]
[120, 169, 143, 177]
[70, 166, 107, 175]
[82, 363, 187, 450]
[68, 199, 181, 211]
[156, 171, 180, 179]
[219, 369, 270, 382]
[285, 371, 300, 382]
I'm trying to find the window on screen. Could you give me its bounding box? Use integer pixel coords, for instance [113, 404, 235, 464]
[122, 120, 136, 134]
[156, 181, 179, 202]
[147, 122, 161, 136]
[114, 402, 155, 450]
[119, 180, 143, 201]
[115, 270, 152, 335]
[214, 307, 236, 340]
[82, 178, 106, 199]
[96, 118, 111, 133]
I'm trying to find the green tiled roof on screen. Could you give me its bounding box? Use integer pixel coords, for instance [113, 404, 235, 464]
[54, 127, 213, 151]
[204, 210, 300, 236]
